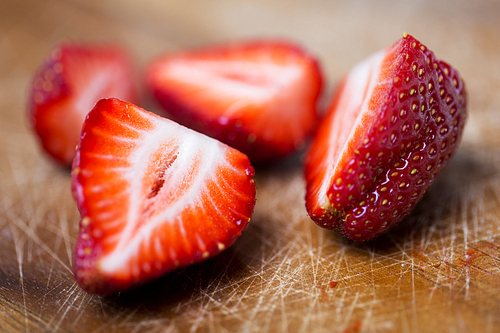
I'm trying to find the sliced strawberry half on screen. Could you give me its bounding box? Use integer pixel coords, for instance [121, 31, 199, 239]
[146, 40, 323, 164]
[28, 43, 137, 166]
[304, 33, 467, 241]
[71, 98, 256, 294]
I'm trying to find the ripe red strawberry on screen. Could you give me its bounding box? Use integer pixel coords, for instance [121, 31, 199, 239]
[146, 40, 323, 164]
[71, 98, 256, 294]
[28, 43, 137, 166]
[304, 33, 467, 241]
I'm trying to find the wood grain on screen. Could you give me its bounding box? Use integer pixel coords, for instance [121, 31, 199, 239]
[1, 0, 500, 332]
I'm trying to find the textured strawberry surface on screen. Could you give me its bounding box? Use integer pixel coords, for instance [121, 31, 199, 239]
[28, 44, 136, 166]
[146, 40, 323, 164]
[304, 34, 467, 241]
[71, 98, 256, 294]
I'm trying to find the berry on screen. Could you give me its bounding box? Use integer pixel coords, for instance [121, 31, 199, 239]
[28, 43, 137, 165]
[304, 33, 467, 241]
[146, 40, 323, 164]
[71, 98, 256, 294]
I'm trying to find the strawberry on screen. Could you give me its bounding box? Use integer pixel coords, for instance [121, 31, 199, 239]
[304, 33, 467, 241]
[71, 98, 256, 294]
[28, 43, 137, 166]
[146, 40, 323, 164]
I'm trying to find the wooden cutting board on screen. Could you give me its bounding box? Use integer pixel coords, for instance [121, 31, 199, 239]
[1, 0, 500, 331]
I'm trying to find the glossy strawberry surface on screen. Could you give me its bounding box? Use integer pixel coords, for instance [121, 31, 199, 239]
[71, 98, 256, 294]
[146, 40, 323, 164]
[304, 34, 467, 241]
[28, 43, 136, 166]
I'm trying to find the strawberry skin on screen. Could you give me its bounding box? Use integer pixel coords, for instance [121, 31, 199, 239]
[71, 98, 256, 294]
[28, 43, 137, 166]
[304, 33, 467, 241]
[146, 40, 323, 164]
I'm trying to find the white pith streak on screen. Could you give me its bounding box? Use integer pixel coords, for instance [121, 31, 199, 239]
[159, 59, 302, 115]
[73, 60, 128, 117]
[74, 69, 114, 115]
[317, 50, 385, 205]
[97, 111, 227, 275]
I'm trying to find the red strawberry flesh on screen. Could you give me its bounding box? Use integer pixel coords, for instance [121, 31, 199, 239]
[146, 40, 323, 164]
[28, 43, 136, 165]
[304, 34, 467, 241]
[71, 98, 256, 294]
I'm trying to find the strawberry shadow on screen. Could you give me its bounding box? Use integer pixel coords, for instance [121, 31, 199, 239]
[252, 149, 305, 174]
[101, 246, 247, 313]
[337, 145, 498, 254]
[100, 213, 267, 317]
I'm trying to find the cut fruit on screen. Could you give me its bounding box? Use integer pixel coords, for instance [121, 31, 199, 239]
[146, 40, 323, 164]
[28, 43, 137, 165]
[304, 33, 467, 241]
[71, 98, 256, 294]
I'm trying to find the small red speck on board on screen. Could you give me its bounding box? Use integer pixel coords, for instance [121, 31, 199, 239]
[461, 248, 484, 268]
[317, 284, 329, 303]
[343, 321, 362, 333]
[329, 280, 338, 289]
[465, 249, 476, 257]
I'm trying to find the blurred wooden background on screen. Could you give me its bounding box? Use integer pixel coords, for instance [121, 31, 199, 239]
[1, 0, 500, 332]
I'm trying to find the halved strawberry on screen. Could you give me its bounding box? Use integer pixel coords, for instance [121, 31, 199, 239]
[28, 43, 137, 166]
[71, 98, 256, 294]
[146, 40, 323, 164]
[304, 33, 467, 241]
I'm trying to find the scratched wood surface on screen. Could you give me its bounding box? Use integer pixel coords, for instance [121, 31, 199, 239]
[1, 0, 500, 332]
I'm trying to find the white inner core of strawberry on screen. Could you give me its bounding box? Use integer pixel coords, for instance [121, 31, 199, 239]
[73, 61, 128, 118]
[97, 115, 225, 275]
[74, 70, 113, 115]
[318, 50, 385, 204]
[160, 59, 302, 115]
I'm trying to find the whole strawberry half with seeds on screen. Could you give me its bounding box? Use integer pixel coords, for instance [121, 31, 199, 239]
[304, 33, 467, 241]
[146, 40, 323, 164]
[28, 43, 137, 166]
[71, 98, 256, 294]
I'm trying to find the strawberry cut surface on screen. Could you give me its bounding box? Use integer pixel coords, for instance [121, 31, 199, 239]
[71, 98, 256, 294]
[146, 40, 323, 164]
[28, 43, 137, 166]
[304, 33, 467, 241]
